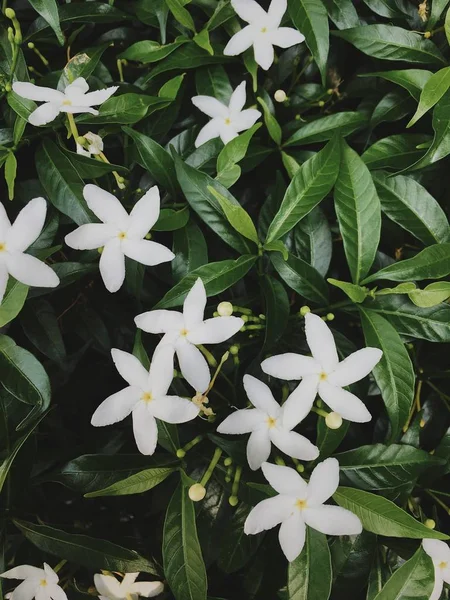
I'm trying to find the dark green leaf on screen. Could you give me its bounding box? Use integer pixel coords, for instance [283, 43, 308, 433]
[408, 66, 450, 126]
[172, 219, 208, 281]
[261, 275, 289, 349]
[119, 40, 187, 63]
[360, 70, 433, 101]
[271, 251, 328, 305]
[287, 528, 332, 600]
[258, 97, 282, 145]
[84, 467, 176, 497]
[372, 547, 434, 600]
[285, 112, 367, 146]
[28, 0, 64, 44]
[362, 134, 431, 172]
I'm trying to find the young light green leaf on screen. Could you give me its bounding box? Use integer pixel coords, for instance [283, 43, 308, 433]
[372, 547, 434, 600]
[287, 528, 332, 600]
[281, 151, 301, 179]
[207, 186, 259, 244]
[328, 279, 368, 303]
[4, 152, 17, 201]
[408, 282, 450, 307]
[193, 29, 213, 55]
[408, 66, 450, 127]
[257, 97, 282, 145]
[270, 252, 329, 305]
[263, 240, 289, 260]
[85, 467, 176, 497]
[217, 123, 261, 174]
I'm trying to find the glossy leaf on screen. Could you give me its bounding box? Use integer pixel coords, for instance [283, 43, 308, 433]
[285, 112, 366, 147]
[85, 467, 176, 497]
[362, 134, 431, 171]
[372, 547, 434, 600]
[28, 0, 64, 44]
[408, 66, 450, 126]
[287, 528, 332, 600]
[261, 275, 289, 349]
[270, 251, 329, 305]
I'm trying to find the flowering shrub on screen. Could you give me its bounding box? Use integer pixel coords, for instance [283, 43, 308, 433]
[1, 0, 450, 599]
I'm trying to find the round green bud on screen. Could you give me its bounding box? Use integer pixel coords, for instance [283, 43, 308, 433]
[97, 246, 104, 254]
[318, 100, 325, 107]
[296, 464, 305, 473]
[295, 114, 301, 120]
[229, 344, 240, 356]
[145, 233, 152, 240]
[225, 476, 231, 483]
[299, 306, 311, 316]
[425, 519, 436, 529]
[4, 83, 11, 92]
[274, 89, 287, 103]
[217, 301, 233, 317]
[325, 412, 343, 430]
[5, 8, 16, 19]
[27, 42, 35, 49]
[224, 457, 233, 467]
[242, 315, 249, 322]
[327, 88, 334, 95]
[229, 495, 239, 507]
[189, 483, 206, 502]
[118, 176, 125, 184]
[176, 449, 186, 459]
[326, 312, 335, 321]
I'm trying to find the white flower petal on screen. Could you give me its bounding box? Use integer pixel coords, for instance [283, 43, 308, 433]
[328, 348, 383, 387]
[442, 565, 450, 584]
[65, 77, 89, 96]
[76, 143, 90, 156]
[6, 197, 47, 252]
[219, 125, 239, 145]
[229, 81, 247, 112]
[122, 239, 174, 266]
[28, 102, 61, 126]
[91, 387, 139, 426]
[188, 316, 243, 345]
[78, 86, 119, 106]
[150, 396, 199, 424]
[195, 120, 221, 148]
[121, 573, 139, 589]
[132, 403, 158, 455]
[183, 278, 206, 329]
[9, 580, 37, 600]
[270, 428, 319, 461]
[130, 581, 164, 598]
[12, 82, 64, 103]
[243, 374, 280, 416]
[303, 505, 362, 536]
[232, 108, 261, 132]
[261, 353, 321, 380]
[99, 238, 125, 293]
[64, 224, 114, 250]
[192, 96, 229, 119]
[318, 381, 372, 423]
[280, 376, 319, 430]
[134, 309, 184, 334]
[305, 312, 339, 372]
[6, 253, 59, 288]
[128, 187, 161, 238]
[231, 0, 268, 23]
[261, 461, 307, 496]
[0, 203, 11, 238]
[247, 428, 271, 470]
[423, 539, 450, 563]
[429, 577, 444, 600]
[46, 584, 67, 600]
[269, 27, 305, 48]
[217, 409, 264, 434]
[43, 565, 58, 585]
[149, 343, 175, 397]
[94, 574, 122, 598]
[244, 495, 294, 534]
[253, 40, 275, 70]
[0, 263, 9, 305]
[111, 348, 149, 389]
[59, 105, 98, 116]
[307, 458, 339, 506]
[1, 566, 44, 580]
[268, 0, 287, 27]
[176, 340, 210, 393]
[279, 512, 306, 562]
[83, 184, 129, 227]
[223, 26, 255, 56]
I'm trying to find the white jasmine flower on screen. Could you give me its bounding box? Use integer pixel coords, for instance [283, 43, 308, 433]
[0, 197, 59, 303]
[135, 278, 244, 393]
[65, 184, 174, 293]
[91, 345, 199, 455]
[217, 374, 319, 470]
[76, 132, 104, 157]
[94, 572, 163, 599]
[261, 312, 382, 424]
[224, 0, 305, 70]
[423, 540, 450, 600]
[245, 459, 362, 561]
[192, 81, 261, 147]
[12, 77, 118, 127]
[0, 563, 67, 600]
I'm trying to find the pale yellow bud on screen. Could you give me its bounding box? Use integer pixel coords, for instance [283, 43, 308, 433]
[189, 483, 206, 502]
[325, 412, 343, 430]
[425, 519, 436, 529]
[217, 301, 233, 316]
[274, 89, 287, 103]
[299, 306, 311, 316]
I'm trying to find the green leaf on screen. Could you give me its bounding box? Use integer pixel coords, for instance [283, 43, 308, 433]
[359, 308, 414, 441]
[408, 66, 450, 127]
[287, 528, 332, 600]
[333, 487, 449, 539]
[321, 0, 359, 29]
[360, 70, 433, 101]
[4, 152, 16, 201]
[119, 40, 187, 63]
[172, 219, 208, 281]
[165, 0, 196, 31]
[60, 147, 128, 179]
[79, 94, 171, 125]
[328, 279, 368, 303]
[446, 5, 450, 46]
[153, 207, 190, 231]
[261, 275, 289, 349]
[373, 172, 450, 246]
[163, 479, 207, 600]
[208, 186, 259, 244]
[370, 91, 414, 128]
[293, 207, 332, 277]
[59, 45, 108, 89]
[194, 29, 214, 55]
[285, 112, 367, 146]
[0, 279, 28, 327]
[334, 140, 381, 284]
[257, 97, 282, 145]
[20, 299, 66, 365]
[266, 135, 340, 243]
[336, 444, 444, 491]
[361, 0, 407, 18]
[362, 244, 450, 285]
[263, 239, 289, 260]
[281, 151, 301, 179]
[84, 467, 176, 497]
[159, 73, 185, 99]
[333, 25, 446, 65]
[195, 65, 232, 102]
[372, 547, 434, 600]
[270, 252, 329, 305]
[217, 502, 262, 573]
[156, 255, 257, 308]
[362, 134, 431, 171]
[288, 0, 329, 85]
[429, 0, 450, 27]
[367, 549, 391, 600]
[216, 123, 261, 182]
[409, 282, 450, 307]
[28, 0, 64, 45]
[13, 520, 158, 574]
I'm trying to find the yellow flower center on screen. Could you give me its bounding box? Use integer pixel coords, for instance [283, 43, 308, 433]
[225, 118, 231, 125]
[0, 242, 6, 252]
[141, 392, 153, 403]
[439, 561, 448, 570]
[40, 580, 48, 587]
[118, 231, 127, 240]
[180, 328, 189, 336]
[261, 27, 268, 33]
[266, 416, 277, 428]
[62, 99, 72, 106]
[319, 372, 328, 381]
[296, 499, 308, 510]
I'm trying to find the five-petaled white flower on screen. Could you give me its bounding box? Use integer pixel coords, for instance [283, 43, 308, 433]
[76, 132, 104, 157]
[192, 81, 261, 147]
[135, 278, 244, 394]
[217, 374, 319, 470]
[224, 0, 305, 70]
[0, 197, 59, 303]
[0, 563, 67, 600]
[12, 77, 118, 127]
[91, 345, 199, 455]
[65, 184, 174, 293]
[423, 539, 450, 600]
[261, 312, 382, 424]
[94, 572, 163, 599]
[245, 459, 362, 561]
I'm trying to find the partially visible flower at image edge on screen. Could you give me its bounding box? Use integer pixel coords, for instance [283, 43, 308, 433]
[0, 563, 67, 600]
[423, 539, 450, 600]
[94, 572, 164, 599]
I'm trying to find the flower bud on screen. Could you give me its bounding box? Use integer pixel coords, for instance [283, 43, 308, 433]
[299, 306, 311, 316]
[425, 519, 436, 529]
[229, 344, 239, 355]
[326, 313, 335, 321]
[296, 464, 305, 473]
[5, 8, 16, 19]
[27, 42, 35, 49]
[189, 483, 206, 502]
[176, 449, 186, 458]
[325, 412, 343, 430]
[318, 100, 325, 107]
[229, 495, 239, 507]
[97, 247, 104, 254]
[224, 457, 233, 467]
[145, 233, 152, 240]
[76, 136, 87, 146]
[274, 89, 287, 103]
[217, 301, 233, 317]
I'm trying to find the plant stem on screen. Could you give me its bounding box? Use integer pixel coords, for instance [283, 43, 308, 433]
[200, 448, 222, 487]
[426, 490, 450, 515]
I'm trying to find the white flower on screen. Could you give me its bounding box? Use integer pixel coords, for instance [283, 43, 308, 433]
[423, 540, 450, 600]
[76, 132, 104, 157]
[0, 197, 59, 303]
[224, 0, 305, 70]
[135, 278, 244, 393]
[261, 312, 383, 424]
[217, 374, 319, 470]
[91, 345, 199, 455]
[245, 459, 362, 561]
[0, 563, 67, 600]
[65, 184, 174, 293]
[192, 81, 261, 147]
[12, 77, 118, 126]
[94, 572, 163, 599]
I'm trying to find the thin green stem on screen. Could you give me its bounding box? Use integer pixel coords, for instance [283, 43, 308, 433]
[200, 448, 223, 487]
